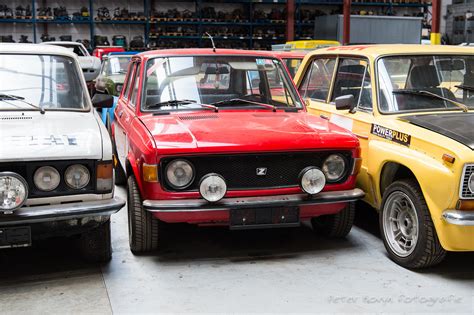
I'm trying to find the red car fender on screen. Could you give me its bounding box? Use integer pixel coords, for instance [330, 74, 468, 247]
[127, 150, 144, 191]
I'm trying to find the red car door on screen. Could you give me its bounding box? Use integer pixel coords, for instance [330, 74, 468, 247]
[115, 60, 140, 172]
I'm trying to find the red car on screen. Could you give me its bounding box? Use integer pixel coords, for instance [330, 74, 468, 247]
[92, 46, 125, 61]
[113, 49, 364, 253]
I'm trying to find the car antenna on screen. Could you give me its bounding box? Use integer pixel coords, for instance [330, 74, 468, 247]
[205, 32, 216, 52]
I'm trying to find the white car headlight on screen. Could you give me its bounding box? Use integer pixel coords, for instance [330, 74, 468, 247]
[199, 173, 227, 202]
[34, 166, 60, 191]
[0, 172, 28, 211]
[65, 164, 90, 189]
[300, 167, 325, 195]
[165, 159, 194, 189]
[469, 173, 474, 193]
[322, 154, 346, 182]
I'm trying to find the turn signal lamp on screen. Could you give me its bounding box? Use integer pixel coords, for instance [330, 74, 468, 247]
[456, 200, 474, 211]
[97, 162, 114, 192]
[442, 154, 455, 164]
[143, 164, 158, 183]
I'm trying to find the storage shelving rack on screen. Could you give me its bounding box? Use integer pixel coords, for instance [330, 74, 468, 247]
[0, 0, 432, 49]
[447, 0, 474, 44]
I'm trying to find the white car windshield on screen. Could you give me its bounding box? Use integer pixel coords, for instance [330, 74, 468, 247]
[142, 56, 303, 111]
[378, 55, 474, 113]
[0, 54, 89, 111]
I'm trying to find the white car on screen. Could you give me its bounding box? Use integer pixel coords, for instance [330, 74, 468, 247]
[40, 41, 101, 82]
[0, 44, 124, 261]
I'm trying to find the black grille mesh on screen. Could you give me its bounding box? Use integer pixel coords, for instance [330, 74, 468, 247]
[461, 164, 474, 198]
[161, 151, 353, 191]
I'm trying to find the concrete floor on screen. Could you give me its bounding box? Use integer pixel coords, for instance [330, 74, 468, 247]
[0, 187, 473, 314]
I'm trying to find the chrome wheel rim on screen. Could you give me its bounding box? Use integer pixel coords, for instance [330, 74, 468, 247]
[383, 191, 419, 257]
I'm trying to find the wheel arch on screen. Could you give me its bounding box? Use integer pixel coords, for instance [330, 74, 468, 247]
[379, 162, 418, 197]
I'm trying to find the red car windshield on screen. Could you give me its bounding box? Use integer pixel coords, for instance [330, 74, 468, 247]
[142, 56, 303, 111]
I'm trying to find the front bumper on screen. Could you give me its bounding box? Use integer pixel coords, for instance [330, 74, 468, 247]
[442, 210, 474, 226]
[0, 197, 125, 226]
[143, 188, 364, 212]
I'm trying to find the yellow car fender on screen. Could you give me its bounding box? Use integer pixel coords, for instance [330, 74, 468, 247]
[367, 139, 457, 217]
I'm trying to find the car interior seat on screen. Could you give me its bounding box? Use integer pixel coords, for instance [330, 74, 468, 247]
[408, 65, 458, 110]
[332, 64, 366, 102]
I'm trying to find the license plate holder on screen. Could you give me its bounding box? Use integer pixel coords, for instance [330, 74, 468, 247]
[0, 226, 32, 249]
[230, 206, 300, 230]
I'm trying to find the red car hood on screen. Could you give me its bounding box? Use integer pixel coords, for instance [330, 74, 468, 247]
[139, 111, 358, 155]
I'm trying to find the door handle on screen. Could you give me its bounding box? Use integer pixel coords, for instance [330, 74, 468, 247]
[118, 111, 124, 118]
[320, 114, 329, 120]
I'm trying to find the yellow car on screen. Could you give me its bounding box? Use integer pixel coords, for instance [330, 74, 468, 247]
[283, 40, 341, 50]
[295, 44, 474, 269]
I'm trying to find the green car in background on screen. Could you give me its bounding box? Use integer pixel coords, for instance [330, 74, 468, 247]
[95, 52, 138, 96]
[95, 52, 138, 131]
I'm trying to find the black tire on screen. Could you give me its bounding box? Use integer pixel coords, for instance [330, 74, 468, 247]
[112, 137, 127, 186]
[127, 175, 161, 254]
[380, 179, 446, 269]
[311, 202, 355, 238]
[78, 220, 112, 263]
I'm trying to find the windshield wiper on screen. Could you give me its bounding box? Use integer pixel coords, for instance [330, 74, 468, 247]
[0, 93, 45, 114]
[210, 98, 277, 112]
[455, 85, 474, 92]
[148, 99, 218, 112]
[392, 89, 468, 112]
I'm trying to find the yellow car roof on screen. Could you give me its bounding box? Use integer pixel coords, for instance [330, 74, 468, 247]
[307, 44, 474, 58]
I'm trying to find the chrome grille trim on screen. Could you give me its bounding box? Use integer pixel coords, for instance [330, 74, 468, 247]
[459, 163, 474, 199]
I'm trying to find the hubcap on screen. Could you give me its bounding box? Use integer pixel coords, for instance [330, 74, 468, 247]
[383, 191, 419, 257]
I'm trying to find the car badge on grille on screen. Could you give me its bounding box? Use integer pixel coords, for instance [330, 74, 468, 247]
[256, 168, 267, 176]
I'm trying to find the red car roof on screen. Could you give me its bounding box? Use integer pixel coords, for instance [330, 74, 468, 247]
[271, 51, 308, 59]
[138, 48, 284, 59]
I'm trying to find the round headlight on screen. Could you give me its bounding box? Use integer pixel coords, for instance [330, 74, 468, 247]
[300, 167, 326, 195]
[34, 166, 60, 191]
[0, 172, 28, 211]
[65, 165, 90, 189]
[322, 154, 346, 182]
[199, 173, 227, 202]
[165, 159, 194, 189]
[469, 173, 474, 193]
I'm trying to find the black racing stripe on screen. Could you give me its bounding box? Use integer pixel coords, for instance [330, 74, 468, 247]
[403, 113, 474, 150]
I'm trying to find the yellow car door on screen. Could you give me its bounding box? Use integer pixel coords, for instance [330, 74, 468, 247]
[299, 56, 376, 207]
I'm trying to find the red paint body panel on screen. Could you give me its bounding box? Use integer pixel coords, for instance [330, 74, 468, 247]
[271, 51, 307, 59]
[93, 46, 125, 60]
[154, 202, 346, 224]
[139, 111, 358, 155]
[114, 49, 362, 226]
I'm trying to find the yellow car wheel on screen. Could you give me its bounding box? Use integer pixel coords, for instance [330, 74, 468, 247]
[380, 179, 446, 269]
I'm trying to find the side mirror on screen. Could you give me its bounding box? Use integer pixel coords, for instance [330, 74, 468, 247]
[335, 94, 356, 113]
[92, 93, 114, 108]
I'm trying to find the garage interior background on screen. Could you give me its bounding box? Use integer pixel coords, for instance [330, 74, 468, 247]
[0, 0, 471, 49]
